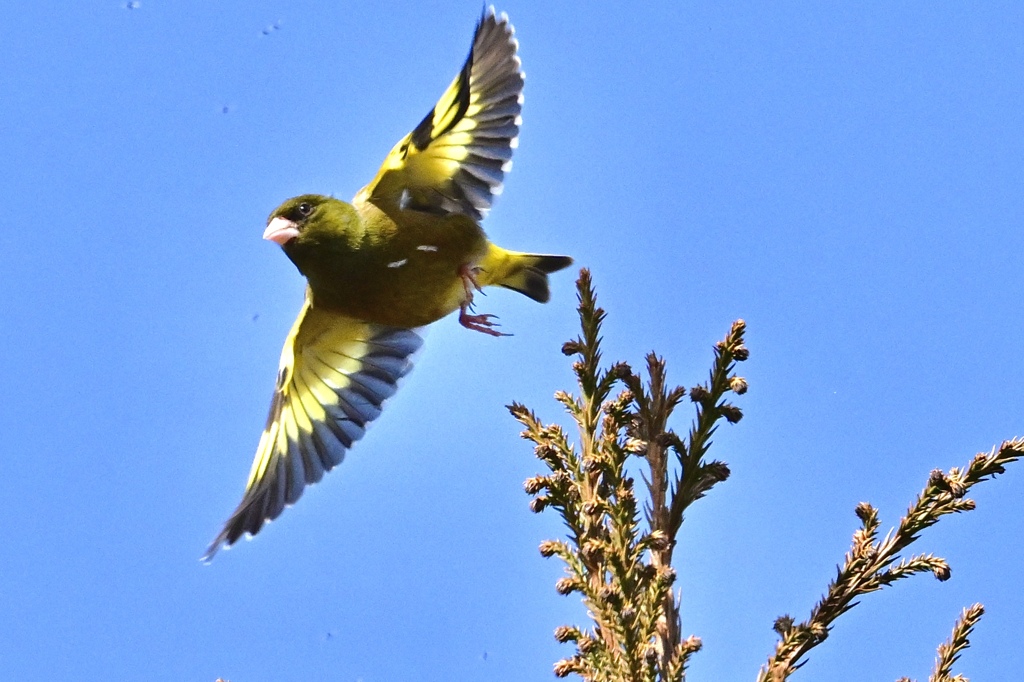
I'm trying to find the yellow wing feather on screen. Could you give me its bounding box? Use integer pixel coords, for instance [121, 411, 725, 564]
[355, 8, 524, 220]
[204, 298, 422, 560]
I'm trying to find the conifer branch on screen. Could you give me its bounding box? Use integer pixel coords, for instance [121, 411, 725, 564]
[929, 603, 984, 682]
[512, 270, 1019, 682]
[895, 604, 985, 682]
[511, 269, 746, 681]
[759, 441, 1023, 682]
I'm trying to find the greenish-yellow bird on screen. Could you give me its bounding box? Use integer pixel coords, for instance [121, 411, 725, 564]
[204, 8, 572, 560]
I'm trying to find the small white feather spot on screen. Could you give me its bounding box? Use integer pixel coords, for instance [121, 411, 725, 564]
[416, 245, 438, 252]
[387, 259, 408, 268]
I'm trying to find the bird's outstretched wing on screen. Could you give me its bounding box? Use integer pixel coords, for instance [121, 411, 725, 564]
[355, 8, 524, 220]
[204, 300, 422, 560]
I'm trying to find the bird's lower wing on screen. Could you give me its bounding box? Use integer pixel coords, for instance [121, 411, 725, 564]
[204, 301, 422, 560]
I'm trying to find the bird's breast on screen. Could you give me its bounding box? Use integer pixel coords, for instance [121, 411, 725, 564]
[304, 206, 488, 328]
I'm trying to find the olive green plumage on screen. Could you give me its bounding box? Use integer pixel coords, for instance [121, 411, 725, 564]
[270, 194, 570, 328]
[205, 8, 571, 560]
[272, 194, 488, 328]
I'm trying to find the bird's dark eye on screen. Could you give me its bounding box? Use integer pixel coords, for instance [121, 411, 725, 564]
[297, 202, 313, 217]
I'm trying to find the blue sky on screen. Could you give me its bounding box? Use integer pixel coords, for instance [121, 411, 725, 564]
[2, 2, 1022, 681]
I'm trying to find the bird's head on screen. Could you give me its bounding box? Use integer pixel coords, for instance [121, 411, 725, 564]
[264, 194, 360, 272]
[264, 194, 334, 247]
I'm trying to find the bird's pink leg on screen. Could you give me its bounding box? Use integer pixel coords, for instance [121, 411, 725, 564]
[458, 265, 510, 337]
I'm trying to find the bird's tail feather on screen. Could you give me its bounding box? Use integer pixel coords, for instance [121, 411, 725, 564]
[480, 245, 573, 303]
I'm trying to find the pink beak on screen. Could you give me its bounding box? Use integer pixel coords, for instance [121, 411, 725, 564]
[263, 216, 300, 246]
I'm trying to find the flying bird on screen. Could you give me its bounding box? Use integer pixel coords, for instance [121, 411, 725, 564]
[204, 9, 572, 560]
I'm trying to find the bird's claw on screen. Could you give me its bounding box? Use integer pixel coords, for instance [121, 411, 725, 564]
[459, 308, 511, 337]
[460, 265, 485, 297]
[458, 264, 509, 336]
